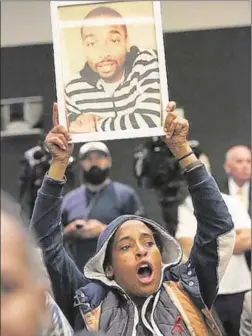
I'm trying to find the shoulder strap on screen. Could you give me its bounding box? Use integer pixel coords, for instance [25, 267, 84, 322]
[83, 191, 102, 220]
[82, 184, 111, 220]
[164, 281, 222, 336]
[112, 182, 124, 212]
[80, 305, 101, 332]
[74, 290, 102, 332]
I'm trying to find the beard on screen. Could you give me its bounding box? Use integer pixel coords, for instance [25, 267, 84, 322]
[83, 166, 110, 185]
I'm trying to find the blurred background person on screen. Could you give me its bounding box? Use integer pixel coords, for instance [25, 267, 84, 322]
[176, 147, 251, 336]
[1, 191, 73, 335]
[221, 145, 251, 268]
[61, 142, 144, 271]
[222, 145, 251, 213]
[239, 290, 251, 336]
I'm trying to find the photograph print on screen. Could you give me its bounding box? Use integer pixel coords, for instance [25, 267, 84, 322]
[51, 0, 169, 142]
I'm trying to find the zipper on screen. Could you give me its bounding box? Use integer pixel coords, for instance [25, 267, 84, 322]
[111, 95, 118, 119]
[131, 303, 139, 336]
[149, 291, 163, 336]
[100, 83, 118, 119]
[111, 81, 125, 119]
[74, 290, 91, 313]
[141, 295, 155, 334]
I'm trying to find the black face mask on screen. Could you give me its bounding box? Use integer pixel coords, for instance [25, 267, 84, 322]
[83, 166, 110, 185]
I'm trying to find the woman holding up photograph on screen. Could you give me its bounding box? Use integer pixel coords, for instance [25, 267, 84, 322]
[64, 6, 161, 133]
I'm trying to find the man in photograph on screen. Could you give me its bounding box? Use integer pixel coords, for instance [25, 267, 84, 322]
[65, 6, 161, 133]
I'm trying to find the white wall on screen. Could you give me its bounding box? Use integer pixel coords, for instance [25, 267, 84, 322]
[1, 1, 251, 47]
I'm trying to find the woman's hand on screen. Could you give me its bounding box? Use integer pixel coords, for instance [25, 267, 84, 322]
[163, 102, 197, 168]
[45, 103, 74, 180]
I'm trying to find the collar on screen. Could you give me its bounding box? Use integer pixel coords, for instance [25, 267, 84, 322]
[229, 178, 250, 195]
[96, 72, 125, 92]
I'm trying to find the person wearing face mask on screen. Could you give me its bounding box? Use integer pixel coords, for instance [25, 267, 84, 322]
[61, 142, 144, 271]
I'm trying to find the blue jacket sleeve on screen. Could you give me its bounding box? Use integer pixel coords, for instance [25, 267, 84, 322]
[186, 165, 235, 308]
[30, 175, 88, 326]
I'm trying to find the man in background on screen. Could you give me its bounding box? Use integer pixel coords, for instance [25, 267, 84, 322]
[221, 145, 251, 268]
[176, 148, 251, 336]
[223, 145, 251, 212]
[61, 142, 144, 271]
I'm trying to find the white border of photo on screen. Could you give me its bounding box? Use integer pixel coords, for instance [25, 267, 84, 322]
[50, 0, 169, 143]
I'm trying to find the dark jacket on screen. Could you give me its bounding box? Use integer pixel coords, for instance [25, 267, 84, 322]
[31, 165, 234, 334]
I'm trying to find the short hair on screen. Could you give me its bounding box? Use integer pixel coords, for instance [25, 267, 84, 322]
[225, 145, 251, 162]
[225, 147, 236, 162]
[81, 6, 128, 40]
[1, 190, 48, 283]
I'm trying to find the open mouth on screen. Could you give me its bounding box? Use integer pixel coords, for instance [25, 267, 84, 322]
[136, 263, 154, 284]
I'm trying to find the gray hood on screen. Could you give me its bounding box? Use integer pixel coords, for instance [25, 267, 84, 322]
[84, 215, 182, 290]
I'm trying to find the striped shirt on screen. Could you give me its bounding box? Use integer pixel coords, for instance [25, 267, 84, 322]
[65, 46, 161, 131]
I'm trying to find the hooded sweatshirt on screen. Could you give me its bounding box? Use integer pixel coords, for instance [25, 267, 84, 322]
[81, 214, 183, 335]
[84, 214, 182, 288]
[31, 164, 235, 334]
[65, 46, 161, 131]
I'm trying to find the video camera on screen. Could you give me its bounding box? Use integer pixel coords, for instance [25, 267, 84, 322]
[133, 136, 185, 193]
[19, 140, 75, 219]
[133, 137, 202, 235]
[133, 137, 202, 189]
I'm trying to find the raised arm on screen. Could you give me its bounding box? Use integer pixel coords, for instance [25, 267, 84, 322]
[186, 165, 234, 308]
[30, 104, 88, 325]
[163, 104, 235, 309]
